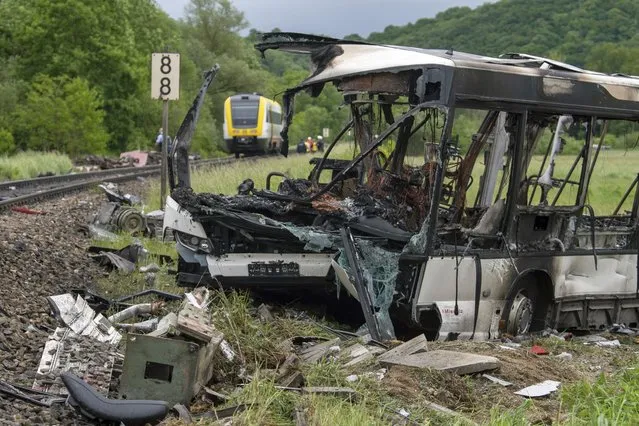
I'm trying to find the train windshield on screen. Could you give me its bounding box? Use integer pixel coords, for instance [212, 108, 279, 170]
[231, 99, 259, 128]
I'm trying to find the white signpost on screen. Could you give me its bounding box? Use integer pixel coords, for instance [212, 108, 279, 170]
[322, 127, 330, 138]
[151, 53, 180, 208]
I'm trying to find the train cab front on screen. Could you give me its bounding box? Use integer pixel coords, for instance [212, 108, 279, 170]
[163, 196, 335, 290]
[223, 93, 281, 157]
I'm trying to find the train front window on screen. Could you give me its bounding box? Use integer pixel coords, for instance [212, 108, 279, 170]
[231, 99, 259, 128]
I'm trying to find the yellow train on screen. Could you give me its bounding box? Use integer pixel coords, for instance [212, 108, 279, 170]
[223, 93, 283, 157]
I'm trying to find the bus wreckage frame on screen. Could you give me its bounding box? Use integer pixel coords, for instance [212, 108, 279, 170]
[164, 33, 639, 342]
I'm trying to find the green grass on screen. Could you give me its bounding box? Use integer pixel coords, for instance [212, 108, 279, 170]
[490, 369, 639, 426]
[560, 368, 639, 425]
[90, 234, 180, 315]
[447, 148, 639, 216]
[0, 150, 74, 181]
[205, 291, 334, 369]
[91, 233, 177, 260]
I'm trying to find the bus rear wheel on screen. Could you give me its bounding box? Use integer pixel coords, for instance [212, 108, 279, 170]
[502, 275, 551, 336]
[506, 289, 534, 335]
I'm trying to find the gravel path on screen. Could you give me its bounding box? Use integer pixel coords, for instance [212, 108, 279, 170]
[0, 181, 149, 424]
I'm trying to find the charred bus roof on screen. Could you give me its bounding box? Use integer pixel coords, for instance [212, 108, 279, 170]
[257, 32, 639, 120]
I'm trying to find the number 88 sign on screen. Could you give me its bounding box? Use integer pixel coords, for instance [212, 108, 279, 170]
[151, 53, 180, 100]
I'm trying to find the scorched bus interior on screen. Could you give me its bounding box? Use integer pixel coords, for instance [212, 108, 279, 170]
[166, 33, 639, 341]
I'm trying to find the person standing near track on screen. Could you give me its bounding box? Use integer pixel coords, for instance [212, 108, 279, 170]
[155, 128, 164, 152]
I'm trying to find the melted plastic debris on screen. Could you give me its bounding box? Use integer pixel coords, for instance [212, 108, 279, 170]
[171, 184, 422, 234]
[172, 187, 295, 217]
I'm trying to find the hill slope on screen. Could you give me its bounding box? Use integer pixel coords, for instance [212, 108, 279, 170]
[366, 0, 639, 72]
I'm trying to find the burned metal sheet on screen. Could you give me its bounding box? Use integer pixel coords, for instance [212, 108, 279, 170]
[47, 294, 121, 344]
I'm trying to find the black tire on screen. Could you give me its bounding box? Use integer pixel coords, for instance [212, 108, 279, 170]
[234, 152, 240, 159]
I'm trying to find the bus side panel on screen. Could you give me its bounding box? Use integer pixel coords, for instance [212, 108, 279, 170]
[416, 253, 638, 338]
[553, 254, 637, 297]
[416, 257, 514, 339]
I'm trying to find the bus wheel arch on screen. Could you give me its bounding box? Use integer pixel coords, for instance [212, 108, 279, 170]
[501, 269, 554, 335]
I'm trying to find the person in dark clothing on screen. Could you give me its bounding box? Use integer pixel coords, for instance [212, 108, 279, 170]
[296, 139, 307, 153]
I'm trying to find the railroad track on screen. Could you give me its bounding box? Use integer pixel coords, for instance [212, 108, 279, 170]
[0, 156, 236, 211]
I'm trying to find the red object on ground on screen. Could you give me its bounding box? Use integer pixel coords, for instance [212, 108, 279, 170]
[530, 345, 549, 355]
[11, 207, 46, 215]
[120, 150, 148, 167]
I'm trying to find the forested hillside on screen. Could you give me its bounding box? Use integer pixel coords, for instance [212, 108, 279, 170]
[0, 0, 637, 158]
[366, 0, 639, 73]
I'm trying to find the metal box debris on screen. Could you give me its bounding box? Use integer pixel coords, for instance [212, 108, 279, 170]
[119, 303, 223, 406]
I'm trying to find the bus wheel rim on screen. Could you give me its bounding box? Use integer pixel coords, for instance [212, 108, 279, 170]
[508, 292, 533, 335]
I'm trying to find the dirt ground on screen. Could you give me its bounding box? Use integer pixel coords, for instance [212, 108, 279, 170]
[377, 338, 639, 424]
[1, 179, 638, 425]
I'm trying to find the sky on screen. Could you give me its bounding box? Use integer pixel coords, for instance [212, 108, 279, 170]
[156, 0, 496, 38]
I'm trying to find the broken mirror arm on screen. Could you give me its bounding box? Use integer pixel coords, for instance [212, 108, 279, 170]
[170, 64, 220, 191]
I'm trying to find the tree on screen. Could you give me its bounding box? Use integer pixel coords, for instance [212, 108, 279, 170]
[13, 75, 109, 156]
[0, 0, 181, 152]
[367, 0, 639, 67]
[181, 0, 277, 150]
[586, 43, 639, 75]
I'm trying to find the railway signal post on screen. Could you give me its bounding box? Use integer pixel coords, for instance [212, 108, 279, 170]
[151, 52, 180, 209]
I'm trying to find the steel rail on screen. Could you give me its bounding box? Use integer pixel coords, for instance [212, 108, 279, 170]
[0, 166, 157, 193]
[0, 156, 236, 212]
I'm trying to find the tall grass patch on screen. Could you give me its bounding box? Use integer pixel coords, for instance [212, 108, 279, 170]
[561, 368, 639, 424]
[0, 151, 73, 181]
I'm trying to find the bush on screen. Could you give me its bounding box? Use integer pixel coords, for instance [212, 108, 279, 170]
[13, 75, 109, 157]
[0, 129, 15, 155]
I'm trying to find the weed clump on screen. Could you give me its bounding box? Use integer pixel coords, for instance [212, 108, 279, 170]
[0, 150, 73, 181]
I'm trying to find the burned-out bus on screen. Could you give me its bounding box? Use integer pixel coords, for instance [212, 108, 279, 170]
[165, 33, 639, 341]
